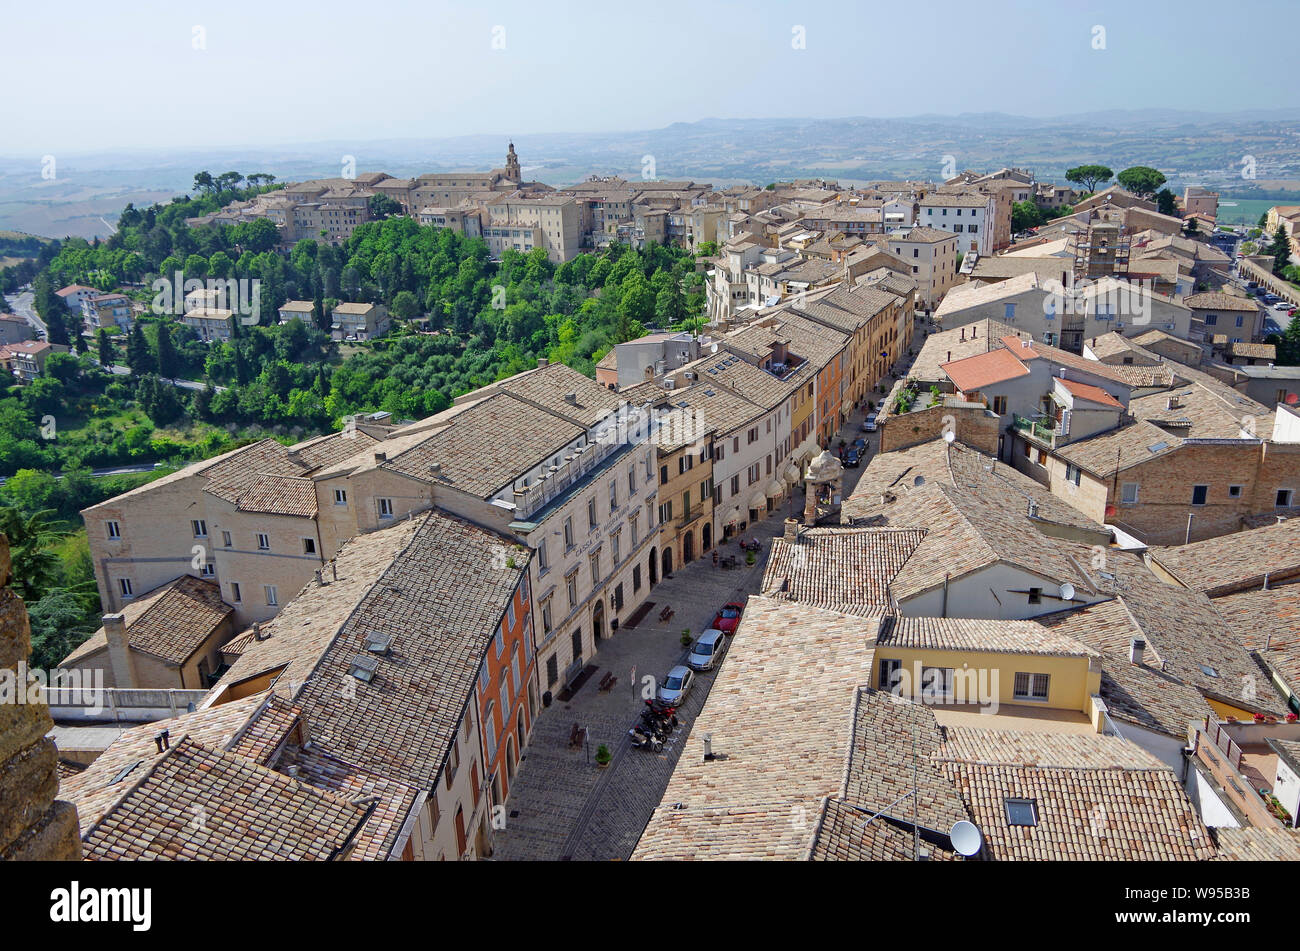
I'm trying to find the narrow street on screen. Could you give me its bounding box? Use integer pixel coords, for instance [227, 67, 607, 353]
[491, 335, 921, 859]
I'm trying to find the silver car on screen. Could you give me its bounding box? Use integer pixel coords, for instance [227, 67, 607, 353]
[687, 629, 727, 671]
[657, 665, 695, 705]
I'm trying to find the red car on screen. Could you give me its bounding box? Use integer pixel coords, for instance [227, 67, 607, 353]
[711, 602, 744, 635]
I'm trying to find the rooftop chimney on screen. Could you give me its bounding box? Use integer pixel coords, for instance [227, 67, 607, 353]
[538, 357, 549, 368]
[253, 621, 266, 641]
[374, 451, 387, 463]
[1129, 637, 1146, 666]
[154, 729, 170, 753]
[429, 463, 442, 476]
[314, 569, 323, 586]
[103, 612, 137, 689]
[783, 517, 799, 544]
[564, 392, 578, 404]
[1026, 499, 1039, 518]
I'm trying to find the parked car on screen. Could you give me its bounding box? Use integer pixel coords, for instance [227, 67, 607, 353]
[711, 602, 744, 635]
[852, 437, 867, 450]
[657, 665, 695, 705]
[1274, 301, 1293, 312]
[687, 629, 727, 671]
[845, 447, 861, 467]
[862, 414, 878, 432]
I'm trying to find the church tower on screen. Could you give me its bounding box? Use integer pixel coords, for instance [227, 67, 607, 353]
[504, 141, 521, 182]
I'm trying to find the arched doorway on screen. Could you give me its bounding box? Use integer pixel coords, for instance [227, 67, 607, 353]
[683, 530, 695, 563]
[592, 599, 606, 641]
[702, 523, 712, 551]
[662, 547, 673, 578]
[649, 548, 658, 586]
[517, 707, 527, 743]
[506, 736, 518, 780]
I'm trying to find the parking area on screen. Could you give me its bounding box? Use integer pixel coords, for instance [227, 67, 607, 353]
[491, 512, 788, 861]
[490, 342, 916, 860]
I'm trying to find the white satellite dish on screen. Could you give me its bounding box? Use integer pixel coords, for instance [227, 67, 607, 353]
[950, 820, 983, 857]
[943, 429, 955, 443]
[1060, 582, 1076, 602]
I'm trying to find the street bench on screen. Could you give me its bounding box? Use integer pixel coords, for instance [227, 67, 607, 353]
[658, 605, 674, 623]
[598, 672, 618, 692]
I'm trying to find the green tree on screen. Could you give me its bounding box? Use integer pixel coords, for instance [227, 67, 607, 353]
[193, 171, 215, 195]
[1011, 200, 1045, 233]
[391, 290, 420, 319]
[0, 506, 71, 601]
[1268, 225, 1293, 273]
[1116, 166, 1167, 200]
[155, 320, 179, 380]
[97, 328, 115, 367]
[368, 194, 401, 220]
[1064, 165, 1113, 193]
[126, 322, 155, 378]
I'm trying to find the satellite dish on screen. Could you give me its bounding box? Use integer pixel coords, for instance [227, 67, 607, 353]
[950, 820, 983, 857]
[1060, 582, 1076, 601]
[943, 429, 955, 443]
[913, 475, 925, 487]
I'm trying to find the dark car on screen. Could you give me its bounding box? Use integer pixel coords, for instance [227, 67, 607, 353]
[711, 602, 744, 635]
[845, 447, 861, 467]
[852, 437, 867, 450]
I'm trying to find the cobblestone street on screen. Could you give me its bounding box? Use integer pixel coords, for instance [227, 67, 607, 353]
[490, 373, 907, 860]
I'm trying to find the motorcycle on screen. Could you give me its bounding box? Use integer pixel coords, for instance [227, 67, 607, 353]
[628, 723, 665, 751]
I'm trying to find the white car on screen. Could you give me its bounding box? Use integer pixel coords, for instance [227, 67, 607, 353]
[1274, 301, 1293, 312]
[861, 414, 878, 433]
[687, 629, 727, 671]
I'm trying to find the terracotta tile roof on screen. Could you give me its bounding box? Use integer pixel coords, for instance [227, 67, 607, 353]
[1038, 600, 1214, 739]
[227, 694, 302, 766]
[1058, 376, 1124, 408]
[843, 444, 1107, 602]
[214, 519, 423, 695]
[61, 575, 231, 668]
[761, 527, 926, 616]
[936, 727, 1165, 771]
[1152, 519, 1300, 596]
[879, 617, 1095, 657]
[941, 346, 1030, 393]
[940, 758, 1213, 861]
[911, 318, 1021, 382]
[1184, 292, 1259, 312]
[61, 693, 271, 831]
[1054, 418, 1184, 478]
[1213, 586, 1300, 695]
[278, 510, 528, 789]
[995, 335, 1136, 388]
[633, 597, 879, 861]
[382, 392, 584, 498]
[209, 472, 318, 517]
[470, 361, 624, 428]
[1212, 827, 1300, 861]
[812, 797, 961, 861]
[1129, 380, 1270, 439]
[81, 736, 372, 861]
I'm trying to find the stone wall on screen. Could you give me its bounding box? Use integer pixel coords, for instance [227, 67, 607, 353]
[879, 402, 1001, 455]
[0, 534, 81, 860]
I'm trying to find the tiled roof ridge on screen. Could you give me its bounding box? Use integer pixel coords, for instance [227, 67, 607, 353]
[286, 513, 433, 703]
[77, 734, 190, 844]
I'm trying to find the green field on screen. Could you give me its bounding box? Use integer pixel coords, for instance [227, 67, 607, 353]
[1215, 197, 1296, 226]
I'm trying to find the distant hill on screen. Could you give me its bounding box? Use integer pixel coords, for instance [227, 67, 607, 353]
[3, 108, 1298, 239]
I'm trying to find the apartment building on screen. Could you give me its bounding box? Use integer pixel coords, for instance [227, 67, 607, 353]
[277, 300, 315, 325]
[56, 283, 99, 312]
[650, 402, 716, 575]
[482, 194, 584, 263]
[0, 314, 34, 346]
[918, 191, 996, 256]
[180, 308, 235, 343]
[887, 226, 960, 311]
[935, 273, 1193, 353]
[81, 292, 134, 331]
[63, 509, 537, 860]
[330, 301, 390, 340]
[4, 340, 55, 382]
[595, 330, 703, 390]
[1184, 292, 1263, 343]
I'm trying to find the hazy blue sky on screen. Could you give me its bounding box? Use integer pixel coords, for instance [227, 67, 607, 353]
[3, 0, 1292, 154]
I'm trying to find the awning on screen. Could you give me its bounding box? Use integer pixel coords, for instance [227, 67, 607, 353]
[766, 480, 783, 498]
[841, 400, 854, 415]
[723, 507, 741, 527]
[782, 462, 801, 484]
[749, 491, 767, 511]
[792, 442, 816, 462]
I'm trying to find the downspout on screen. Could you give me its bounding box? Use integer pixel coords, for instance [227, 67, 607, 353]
[941, 573, 950, 618]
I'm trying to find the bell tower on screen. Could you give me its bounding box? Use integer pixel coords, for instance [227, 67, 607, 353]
[504, 141, 521, 182]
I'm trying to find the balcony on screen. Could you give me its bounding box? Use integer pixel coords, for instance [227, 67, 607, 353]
[1012, 413, 1061, 446]
[514, 439, 636, 524]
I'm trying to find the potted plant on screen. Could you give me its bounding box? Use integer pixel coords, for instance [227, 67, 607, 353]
[1286, 712, 1298, 723]
[595, 744, 612, 768]
[680, 630, 692, 646]
[745, 550, 757, 566]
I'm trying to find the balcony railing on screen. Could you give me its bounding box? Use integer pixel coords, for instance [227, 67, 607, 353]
[1012, 414, 1059, 444]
